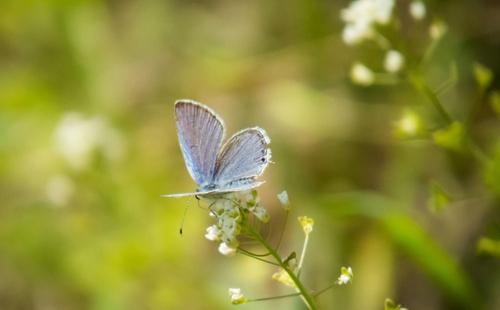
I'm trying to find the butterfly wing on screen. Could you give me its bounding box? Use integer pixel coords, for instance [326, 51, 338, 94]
[213, 127, 271, 190]
[175, 100, 225, 186]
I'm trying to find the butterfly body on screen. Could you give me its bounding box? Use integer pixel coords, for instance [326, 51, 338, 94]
[163, 100, 271, 198]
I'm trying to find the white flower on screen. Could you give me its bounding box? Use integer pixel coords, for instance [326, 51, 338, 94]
[204, 225, 220, 241]
[341, 0, 395, 45]
[337, 266, 353, 285]
[218, 242, 237, 256]
[350, 62, 375, 86]
[409, 1, 426, 20]
[45, 174, 75, 207]
[277, 190, 290, 210]
[384, 50, 405, 73]
[228, 288, 247, 304]
[55, 112, 125, 171]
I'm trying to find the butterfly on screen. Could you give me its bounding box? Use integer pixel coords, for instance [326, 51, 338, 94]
[162, 99, 271, 198]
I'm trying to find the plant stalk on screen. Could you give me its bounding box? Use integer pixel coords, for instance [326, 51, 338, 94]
[249, 229, 318, 310]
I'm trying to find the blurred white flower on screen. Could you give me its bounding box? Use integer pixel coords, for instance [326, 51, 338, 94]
[342, 22, 373, 46]
[350, 62, 375, 86]
[394, 110, 422, 138]
[204, 225, 220, 241]
[337, 266, 353, 285]
[341, 0, 395, 45]
[55, 112, 125, 171]
[384, 50, 405, 73]
[45, 174, 75, 207]
[409, 1, 426, 20]
[277, 190, 290, 210]
[218, 242, 237, 256]
[228, 288, 247, 304]
[429, 21, 447, 40]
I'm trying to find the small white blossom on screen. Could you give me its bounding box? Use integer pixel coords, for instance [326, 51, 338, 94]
[350, 63, 375, 86]
[277, 190, 290, 210]
[218, 242, 237, 256]
[228, 288, 247, 305]
[337, 266, 353, 285]
[45, 174, 75, 207]
[341, 0, 395, 45]
[409, 1, 426, 20]
[384, 50, 405, 73]
[204, 225, 220, 241]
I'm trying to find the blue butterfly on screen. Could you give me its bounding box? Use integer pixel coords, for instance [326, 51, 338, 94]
[163, 100, 271, 198]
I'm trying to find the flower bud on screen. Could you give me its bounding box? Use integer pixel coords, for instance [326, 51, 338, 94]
[277, 190, 290, 210]
[337, 266, 353, 285]
[298, 216, 314, 235]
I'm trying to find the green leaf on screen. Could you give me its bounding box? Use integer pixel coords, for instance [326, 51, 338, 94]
[473, 62, 493, 93]
[322, 192, 480, 309]
[477, 237, 500, 258]
[433, 122, 466, 152]
[428, 181, 453, 212]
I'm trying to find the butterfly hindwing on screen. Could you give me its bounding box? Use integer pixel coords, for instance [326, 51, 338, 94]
[175, 100, 225, 186]
[213, 127, 271, 189]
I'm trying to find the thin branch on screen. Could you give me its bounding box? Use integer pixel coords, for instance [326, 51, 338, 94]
[238, 249, 279, 266]
[247, 292, 302, 303]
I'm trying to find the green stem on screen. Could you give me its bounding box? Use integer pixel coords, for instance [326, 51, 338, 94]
[313, 283, 338, 297]
[410, 74, 490, 164]
[418, 80, 453, 124]
[297, 234, 310, 278]
[247, 292, 302, 303]
[238, 248, 279, 266]
[249, 229, 318, 310]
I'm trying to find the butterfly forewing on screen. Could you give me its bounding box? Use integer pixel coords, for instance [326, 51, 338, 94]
[213, 127, 271, 188]
[175, 100, 225, 186]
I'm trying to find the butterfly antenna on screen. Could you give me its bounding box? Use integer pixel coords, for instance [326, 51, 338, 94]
[179, 197, 192, 236]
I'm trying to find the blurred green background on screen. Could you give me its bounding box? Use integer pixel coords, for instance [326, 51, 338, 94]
[1, 0, 500, 309]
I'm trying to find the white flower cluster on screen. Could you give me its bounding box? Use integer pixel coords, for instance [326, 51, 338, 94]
[341, 0, 395, 45]
[204, 190, 270, 256]
[55, 112, 125, 171]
